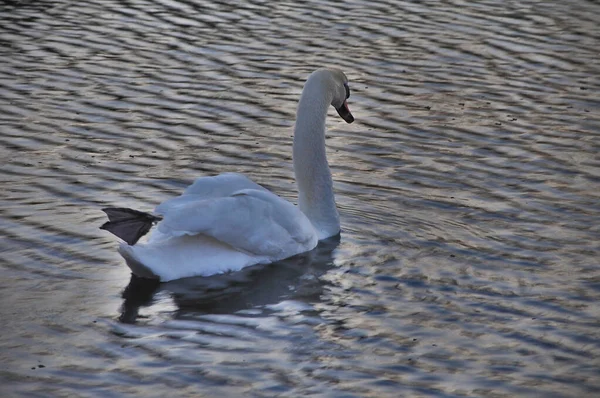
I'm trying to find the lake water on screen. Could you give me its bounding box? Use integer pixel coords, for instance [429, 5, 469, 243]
[1, 0, 599, 396]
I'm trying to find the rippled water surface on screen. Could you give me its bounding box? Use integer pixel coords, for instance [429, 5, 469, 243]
[1, 0, 599, 396]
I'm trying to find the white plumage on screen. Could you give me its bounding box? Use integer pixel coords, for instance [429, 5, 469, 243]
[104, 68, 354, 281]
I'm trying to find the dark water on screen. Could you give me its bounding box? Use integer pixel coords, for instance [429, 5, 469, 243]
[1, 0, 599, 396]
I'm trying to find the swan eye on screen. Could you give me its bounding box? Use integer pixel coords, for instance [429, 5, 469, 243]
[344, 83, 350, 99]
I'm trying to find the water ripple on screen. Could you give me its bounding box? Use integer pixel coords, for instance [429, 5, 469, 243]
[1, 0, 600, 396]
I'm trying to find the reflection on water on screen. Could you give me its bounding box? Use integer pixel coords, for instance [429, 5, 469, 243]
[120, 236, 340, 323]
[1, 0, 599, 396]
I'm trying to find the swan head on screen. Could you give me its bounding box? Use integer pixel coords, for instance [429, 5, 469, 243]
[328, 69, 354, 124]
[306, 68, 354, 124]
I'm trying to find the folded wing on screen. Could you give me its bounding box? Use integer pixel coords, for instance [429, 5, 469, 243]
[155, 188, 317, 258]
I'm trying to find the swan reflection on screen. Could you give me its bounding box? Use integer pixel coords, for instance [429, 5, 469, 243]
[119, 235, 340, 323]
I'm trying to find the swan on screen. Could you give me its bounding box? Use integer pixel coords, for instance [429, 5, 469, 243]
[101, 68, 354, 281]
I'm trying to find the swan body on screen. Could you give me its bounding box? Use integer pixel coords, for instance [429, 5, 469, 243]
[102, 68, 354, 281]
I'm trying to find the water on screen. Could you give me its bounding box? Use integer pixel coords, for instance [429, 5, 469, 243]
[1, 0, 599, 396]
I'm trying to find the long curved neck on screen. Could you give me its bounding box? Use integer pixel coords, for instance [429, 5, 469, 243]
[293, 75, 340, 239]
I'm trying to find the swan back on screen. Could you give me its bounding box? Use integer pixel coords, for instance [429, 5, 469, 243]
[155, 173, 267, 215]
[120, 175, 318, 281]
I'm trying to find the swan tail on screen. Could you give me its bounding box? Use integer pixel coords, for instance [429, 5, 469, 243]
[100, 207, 162, 246]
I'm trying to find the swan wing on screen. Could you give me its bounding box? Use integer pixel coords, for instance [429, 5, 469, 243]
[155, 172, 268, 215]
[183, 172, 268, 196]
[155, 188, 317, 258]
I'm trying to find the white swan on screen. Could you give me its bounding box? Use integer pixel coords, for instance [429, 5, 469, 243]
[101, 68, 354, 281]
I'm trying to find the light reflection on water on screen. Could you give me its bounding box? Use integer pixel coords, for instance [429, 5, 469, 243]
[1, 0, 599, 396]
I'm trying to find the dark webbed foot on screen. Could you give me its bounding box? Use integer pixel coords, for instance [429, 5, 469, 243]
[100, 208, 162, 245]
